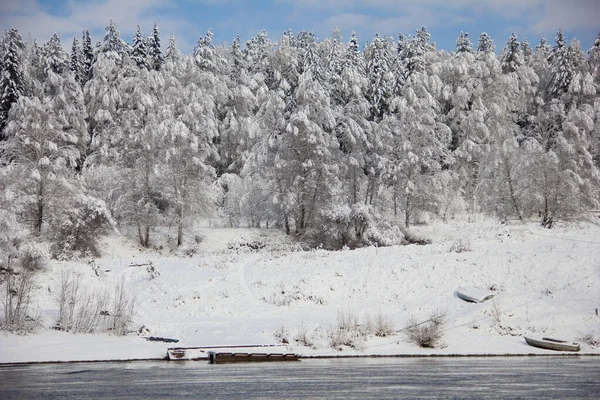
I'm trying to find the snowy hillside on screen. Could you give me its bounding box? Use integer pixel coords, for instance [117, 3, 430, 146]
[2, 216, 599, 363]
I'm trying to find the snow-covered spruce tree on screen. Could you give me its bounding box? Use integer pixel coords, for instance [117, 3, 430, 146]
[193, 28, 220, 72]
[400, 26, 435, 82]
[500, 32, 523, 74]
[364, 33, 394, 121]
[81, 29, 94, 83]
[165, 34, 181, 64]
[521, 37, 532, 63]
[149, 23, 163, 71]
[547, 29, 575, 100]
[42, 33, 68, 75]
[131, 25, 149, 70]
[243, 29, 272, 75]
[477, 32, 494, 54]
[0, 28, 25, 138]
[455, 32, 474, 54]
[70, 37, 85, 86]
[98, 20, 130, 63]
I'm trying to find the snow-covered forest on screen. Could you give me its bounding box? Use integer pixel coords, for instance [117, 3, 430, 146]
[1, 21, 599, 264]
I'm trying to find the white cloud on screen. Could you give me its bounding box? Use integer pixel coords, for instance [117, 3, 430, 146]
[0, 0, 182, 47]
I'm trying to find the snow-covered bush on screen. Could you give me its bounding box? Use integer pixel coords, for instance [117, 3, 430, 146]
[53, 271, 135, 335]
[372, 311, 395, 337]
[449, 238, 471, 253]
[54, 270, 109, 333]
[316, 204, 405, 250]
[294, 322, 316, 348]
[49, 194, 114, 260]
[273, 324, 289, 344]
[1, 264, 38, 333]
[110, 278, 136, 336]
[578, 332, 600, 348]
[406, 310, 446, 348]
[327, 310, 368, 351]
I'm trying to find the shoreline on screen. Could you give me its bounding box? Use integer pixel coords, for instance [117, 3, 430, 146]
[2, 352, 599, 366]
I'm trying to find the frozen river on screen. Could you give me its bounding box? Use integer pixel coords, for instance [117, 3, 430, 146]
[1, 356, 599, 399]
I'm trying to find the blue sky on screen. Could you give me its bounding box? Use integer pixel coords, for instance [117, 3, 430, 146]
[1, 0, 599, 54]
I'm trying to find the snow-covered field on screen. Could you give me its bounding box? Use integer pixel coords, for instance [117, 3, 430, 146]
[2, 216, 600, 363]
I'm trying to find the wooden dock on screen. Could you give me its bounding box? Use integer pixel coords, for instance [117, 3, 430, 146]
[167, 344, 292, 361]
[208, 351, 299, 364]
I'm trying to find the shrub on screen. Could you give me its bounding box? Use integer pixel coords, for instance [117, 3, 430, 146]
[273, 324, 289, 344]
[294, 323, 315, 348]
[110, 278, 136, 336]
[49, 195, 114, 260]
[373, 311, 395, 337]
[1, 263, 37, 332]
[327, 310, 367, 350]
[449, 238, 471, 253]
[578, 332, 600, 348]
[54, 270, 109, 333]
[54, 271, 135, 335]
[406, 310, 446, 348]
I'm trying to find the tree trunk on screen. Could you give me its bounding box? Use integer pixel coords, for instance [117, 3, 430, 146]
[393, 183, 398, 218]
[405, 194, 411, 228]
[503, 156, 522, 221]
[34, 180, 44, 234]
[351, 168, 358, 205]
[284, 214, 290, 235]
[177, 223, 183, 247]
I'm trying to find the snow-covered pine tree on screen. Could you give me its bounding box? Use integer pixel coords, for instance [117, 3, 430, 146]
[400, 26, 435, 81]
[230, 34, 244, 77]
[81, 29, 94, 82]
[70, 37, 85, 85]
[0, 29, 25, 139]
[42, 33, 68, 76]
[455, 32, 474, 54]
[547, 29, 575, 99]
[536, 38, 552, 58]
[131, 25, 149, 70]
[98, 20, 130, 61]
[477, 32, 494, 54]
[364, 33, 394, 121]
[193, 28, 218, 71]
[243, 30, 272, 75]
[500, 32, 523, 74]
[164, 34, 181, 63]
[521, 37, 532, 62]
[149, 23, 163, 71]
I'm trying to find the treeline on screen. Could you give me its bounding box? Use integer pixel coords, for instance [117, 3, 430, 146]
[0, 22, 599, 261]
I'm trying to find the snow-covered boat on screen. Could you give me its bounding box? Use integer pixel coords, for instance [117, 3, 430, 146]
[524, 337, 580, 352]
[456, 286, 494, 303]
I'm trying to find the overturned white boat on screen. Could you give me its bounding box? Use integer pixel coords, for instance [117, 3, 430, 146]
[457, 286, 494, 303]
[524, 337, 580, 352]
